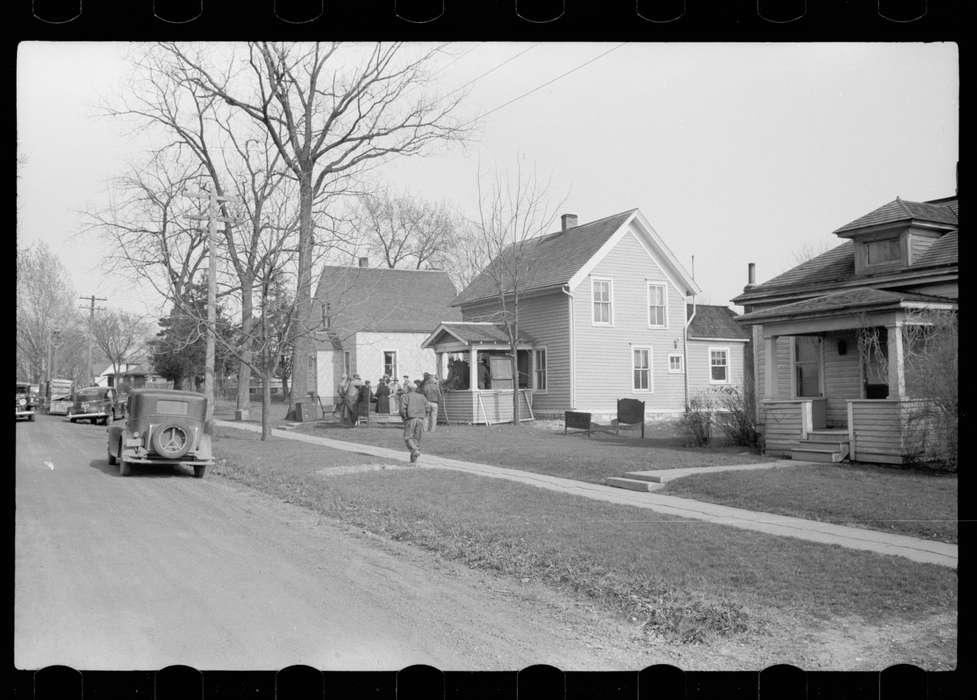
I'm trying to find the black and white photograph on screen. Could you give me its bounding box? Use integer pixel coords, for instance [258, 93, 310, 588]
[16, 40, 957, 672]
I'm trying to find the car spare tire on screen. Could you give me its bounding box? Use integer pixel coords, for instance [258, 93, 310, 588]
[151, 423, 192, 460]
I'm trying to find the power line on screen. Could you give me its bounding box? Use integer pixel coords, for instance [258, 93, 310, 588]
[463, 43, 627, 128]
[444, 43, 539, 98]
[429, 42, 485, 79]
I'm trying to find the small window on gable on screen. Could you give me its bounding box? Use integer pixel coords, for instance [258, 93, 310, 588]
[668, 353, 684, 373]
[866, 238, 901, 265]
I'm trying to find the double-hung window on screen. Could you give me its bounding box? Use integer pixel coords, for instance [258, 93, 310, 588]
[709, 348, 729, 384]
[592, 278, 613, 325]
[383, 351, 397, 379]
[632, 347, 652, 391]
[668, 353, 684, 373]
[647, 282, 667, 327]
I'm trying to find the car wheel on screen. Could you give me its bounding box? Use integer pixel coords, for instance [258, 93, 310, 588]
[193, 465, 206, 479]
[119, 460, 131, 477]
[28, 414, 34, 422]
[107, 443, 117, 465]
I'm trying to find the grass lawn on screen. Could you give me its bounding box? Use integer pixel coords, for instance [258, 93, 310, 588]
[660, 464, 958, 544]
[213, 426, 956, 645]
[256, 414, 763, 483]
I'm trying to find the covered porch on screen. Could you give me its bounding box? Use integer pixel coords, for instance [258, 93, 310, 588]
[740, 289, 956, 463]
[422, 322, 537, 425]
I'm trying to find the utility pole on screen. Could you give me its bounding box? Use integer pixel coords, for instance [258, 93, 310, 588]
[80, 295, 106, 386]
[189, 188, 240, 435]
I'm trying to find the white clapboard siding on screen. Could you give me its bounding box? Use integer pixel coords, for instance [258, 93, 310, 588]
[570, 229, 688, 413]
[848, 399, 931, 464]
[762, 401, 805, 456]
[822, 330, 861, 427]
[755, 335, 793, 403]
[686, 340, 747, 400]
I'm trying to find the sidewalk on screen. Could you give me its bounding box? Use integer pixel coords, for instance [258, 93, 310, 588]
[216, 419, 957, 569]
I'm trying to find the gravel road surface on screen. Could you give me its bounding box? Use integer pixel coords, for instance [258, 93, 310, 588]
[15, 415, 640, 670]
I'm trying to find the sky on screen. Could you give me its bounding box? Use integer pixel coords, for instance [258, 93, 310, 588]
[17, 41, 958, 317]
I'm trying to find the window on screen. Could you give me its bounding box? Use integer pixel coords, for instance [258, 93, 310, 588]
[592, 278, 613, 325]
[383, 351, 397, 379]
[647, 282, 667, 327]
[533, 349, 547, 390]
[866, 238, 900, 265]
[632, 347, 652, 391]
[794, 336, 821, 397]
[709, 348, 729, 384]
[668, 353, 684, 373]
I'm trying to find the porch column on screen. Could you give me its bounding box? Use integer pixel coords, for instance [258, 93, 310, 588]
[763, 335, 779, 399]
[886, 323, 905, 399]
[469, 347, 478, 390]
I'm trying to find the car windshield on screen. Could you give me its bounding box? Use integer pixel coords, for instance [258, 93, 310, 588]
[16, 385, 31, 395]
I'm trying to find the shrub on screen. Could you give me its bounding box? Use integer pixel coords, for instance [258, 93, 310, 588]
[681, 394, 712, 447]
[710, 386, 761, 449]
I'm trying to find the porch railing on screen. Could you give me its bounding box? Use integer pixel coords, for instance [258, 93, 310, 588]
[761, 399, 826, 455]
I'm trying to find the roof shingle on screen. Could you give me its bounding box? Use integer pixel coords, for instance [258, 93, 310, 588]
[453, 210, 635, 306]
[834, 197, 957, 234]
[737, 288, 955, 323]
[313, 267, 461, 333]
[687, 305, 750, 340]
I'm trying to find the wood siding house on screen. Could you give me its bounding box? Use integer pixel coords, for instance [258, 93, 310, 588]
[685, 304, 751, 400]
[424, 209, 733, 422]
[309, 264, 461, 409]
[732, 195, 958, 463]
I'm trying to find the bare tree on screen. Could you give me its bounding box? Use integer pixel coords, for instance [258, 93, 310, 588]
[466, 162, 564, 424]
[16, 243, 81, 384]
[162, 41, 469, 414]
[791, 239, 835, 265]
[91, 309, 151, 392]
[352, 188, 460, 271]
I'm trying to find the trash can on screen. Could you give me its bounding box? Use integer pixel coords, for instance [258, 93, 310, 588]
[293, 401, 306, 422]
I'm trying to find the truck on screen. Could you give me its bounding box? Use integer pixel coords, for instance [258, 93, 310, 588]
[47, 377, 75, 415]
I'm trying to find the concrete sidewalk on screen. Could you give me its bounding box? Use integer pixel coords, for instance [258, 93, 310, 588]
[216, 419, 957, 569]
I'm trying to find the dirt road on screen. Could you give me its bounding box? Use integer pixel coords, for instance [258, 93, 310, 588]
[15, 415, 639, 670]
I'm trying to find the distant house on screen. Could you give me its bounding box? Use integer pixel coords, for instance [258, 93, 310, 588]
[95, 363, 171, 391]
[423, 210, 746, 422]
[732, 195, 958, 463]
[310, 261, 461, 408]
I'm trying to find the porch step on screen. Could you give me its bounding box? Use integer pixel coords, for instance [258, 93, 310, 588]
[790, 444, 849, 463]
[622, 472, 663, 484]
[605, 477, 661, 492]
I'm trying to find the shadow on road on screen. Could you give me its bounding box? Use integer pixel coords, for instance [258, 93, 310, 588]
[88, 459, 192, 479]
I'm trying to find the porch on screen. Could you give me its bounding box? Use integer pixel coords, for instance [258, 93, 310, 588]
[742, 288, 956, 464]
[423, 322, 539, 425]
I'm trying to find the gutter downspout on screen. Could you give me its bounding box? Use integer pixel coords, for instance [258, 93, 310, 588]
[684, 294, 696, 409]
[561, 284, 575, 409]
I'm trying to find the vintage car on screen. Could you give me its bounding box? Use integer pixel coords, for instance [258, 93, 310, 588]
[67, 386, 122, 425]
[15, 382, 37, 421]
[48, 394, 73, 416]
[107, 388, 213, 478]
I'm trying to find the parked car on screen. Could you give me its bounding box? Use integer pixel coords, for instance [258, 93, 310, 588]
[107, 388, 213, 478]
[48, 394, 73, 416]
[15, 382, 37, 421]
[67, 386, 122, 425]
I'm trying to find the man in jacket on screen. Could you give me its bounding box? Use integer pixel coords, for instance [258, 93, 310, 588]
[399, 381, 428, 463]
[420, 372, 442, 432]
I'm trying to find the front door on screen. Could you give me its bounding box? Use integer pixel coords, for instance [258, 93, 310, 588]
[316, 350, 335, 408]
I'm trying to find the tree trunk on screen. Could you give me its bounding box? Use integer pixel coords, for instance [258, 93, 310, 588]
[261, 365, 272, 441]
[288, 170, 314, 415]
[236, 279, 254, 420]
[509, 321, 520, 426]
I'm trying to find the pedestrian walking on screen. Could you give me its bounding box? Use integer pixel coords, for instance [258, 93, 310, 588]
[399, 380, 428, 463]
[345, 374, 362, 426]
[421, 372, 442, 432]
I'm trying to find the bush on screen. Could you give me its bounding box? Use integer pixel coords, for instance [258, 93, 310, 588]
[710, 386, 761, 449]
[681, 394, 712, 447]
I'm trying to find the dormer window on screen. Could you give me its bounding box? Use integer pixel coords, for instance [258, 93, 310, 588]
[866, 238, 900, 265]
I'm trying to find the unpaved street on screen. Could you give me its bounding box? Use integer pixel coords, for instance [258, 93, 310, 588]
[15, 415, 638, 670]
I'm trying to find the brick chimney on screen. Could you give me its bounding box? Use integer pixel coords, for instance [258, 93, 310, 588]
[747, 262, 756, 287]
[561, 214, 578, 231]
[358, 257, 369, 268]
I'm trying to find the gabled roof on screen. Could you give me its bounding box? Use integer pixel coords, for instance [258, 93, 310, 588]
[453, 211, 634, 306]
[834, 196, 958, 235]
[313, 266, 461, 333]
[422, 322, 537, 349]
[687, 305, 750, 340]
[737, 288, 956, 325]
[733, 195, 957, 305]
[453, 209, 699, 307]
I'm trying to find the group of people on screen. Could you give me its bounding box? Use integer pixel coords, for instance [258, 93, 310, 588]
[334, 372, 443, 463]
